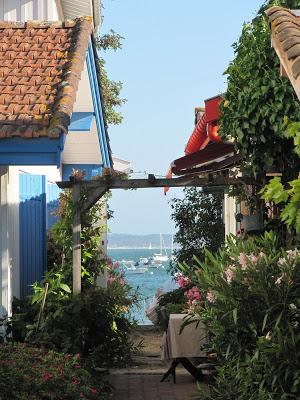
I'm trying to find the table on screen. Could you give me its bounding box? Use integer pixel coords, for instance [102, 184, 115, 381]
[161, 313, 207, 383]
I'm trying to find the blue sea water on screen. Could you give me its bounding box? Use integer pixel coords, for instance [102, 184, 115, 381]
[108, 248, 173, 324]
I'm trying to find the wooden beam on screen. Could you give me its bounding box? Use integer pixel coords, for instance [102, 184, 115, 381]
[81, 186, 109, 213]
[72, 184, 81, 295]
[58, 175, 256, 190]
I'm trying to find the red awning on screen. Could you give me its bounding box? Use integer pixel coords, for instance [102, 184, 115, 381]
[172, 142, 235, 175]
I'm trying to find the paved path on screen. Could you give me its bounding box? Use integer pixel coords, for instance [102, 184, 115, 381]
[108, 327, 201, 400]
[109, 372, 198, 400]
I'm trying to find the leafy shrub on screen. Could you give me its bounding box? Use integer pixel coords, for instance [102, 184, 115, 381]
[24, 281, 138, 368]
[180, 232, 300, 399]
[0, 343, 109, 400]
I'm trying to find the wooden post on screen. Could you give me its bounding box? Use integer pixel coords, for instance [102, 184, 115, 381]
[72, 184, 81, 295]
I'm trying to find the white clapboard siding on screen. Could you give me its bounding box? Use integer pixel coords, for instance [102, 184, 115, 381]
[62, 119, 102, 164]
[73, 63, 94, 112]
[0, 0, 59, 21]
[0, 167, 10, 318]
[8, 167, 20, 301]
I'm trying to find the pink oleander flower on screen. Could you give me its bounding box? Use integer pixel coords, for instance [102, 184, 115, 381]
[185, 286, 201, 302]
[176, 273, 191, 288]
[224, 265, 236, 283]
[206, 290, 216, 303]
[238, 252, 248, 270]
[249, 254, 258, 263]
[43, 373, 53, 382]
[286, 249, 298, 258]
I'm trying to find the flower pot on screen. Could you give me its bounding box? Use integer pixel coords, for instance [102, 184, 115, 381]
[244, 214, 264, 234]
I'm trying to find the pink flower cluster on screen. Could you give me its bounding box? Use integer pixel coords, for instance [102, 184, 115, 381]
[184, 286, 201, 305]
[176, 273, 191, 288]
[206, 290, 216, 303]
[224, 251, 266, 284]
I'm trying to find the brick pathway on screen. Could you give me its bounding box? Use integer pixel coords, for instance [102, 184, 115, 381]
[109, 372, 198, 400]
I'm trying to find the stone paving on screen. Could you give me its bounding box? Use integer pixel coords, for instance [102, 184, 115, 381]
[109, 371, 198, 400]
[108, 327, 201, 400]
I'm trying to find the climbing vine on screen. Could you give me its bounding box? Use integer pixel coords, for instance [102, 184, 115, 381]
[96, 30, 126, 125]
[220, 0, 300, 182]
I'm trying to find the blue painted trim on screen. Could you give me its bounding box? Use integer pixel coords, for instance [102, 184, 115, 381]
[0, 137, 65, 167]
[86, 42, 111, 168]
[69, 112, 94, 131]
[62, 163, 103, 181]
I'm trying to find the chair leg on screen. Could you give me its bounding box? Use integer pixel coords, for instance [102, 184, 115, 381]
[161, 359, 179, 383]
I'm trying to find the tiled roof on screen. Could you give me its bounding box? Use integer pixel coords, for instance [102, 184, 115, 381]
[0, 18, 92, 138]
[266, 6, 300, 99]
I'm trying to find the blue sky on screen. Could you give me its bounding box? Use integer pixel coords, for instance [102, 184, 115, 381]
[102, 0, 263, 235]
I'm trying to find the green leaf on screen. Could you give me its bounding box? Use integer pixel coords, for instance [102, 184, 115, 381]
[59, 283, 71, 293]
[262, 312, 268, 332]
[232, 308, 238, 325]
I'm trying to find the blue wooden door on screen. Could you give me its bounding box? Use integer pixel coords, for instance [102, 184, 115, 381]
[19, 173, 46, 298]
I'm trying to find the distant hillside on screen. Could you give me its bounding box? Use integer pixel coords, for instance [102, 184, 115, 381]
[107, 233, 178, 249]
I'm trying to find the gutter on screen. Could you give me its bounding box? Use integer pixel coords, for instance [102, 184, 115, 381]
[92, 0, 102, 32]
[55, 0, 64, 20]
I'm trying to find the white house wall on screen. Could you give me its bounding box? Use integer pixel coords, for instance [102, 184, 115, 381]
[63, 62, 103, 165]
[0, 167, 10, 318]
[224, 193, 236, 237]
[73, 63, 94, 112]
[8, 167, 20, 301]
[18, 166, 61, 184]
[0, 0, 58, 21]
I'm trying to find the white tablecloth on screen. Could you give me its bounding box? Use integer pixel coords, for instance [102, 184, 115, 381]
[161, 313, 207, 360]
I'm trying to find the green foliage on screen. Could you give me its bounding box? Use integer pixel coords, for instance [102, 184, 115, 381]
[42, 189, 110, 298]
[157, 287, 188, 308]
[28, 283, 137, 367]
[0, 343, 109, 399]
[284, 120, 300, 157]
[260, 177, 300, 235]
[220, 0, 300, 181]
[170, 188, 224, 268]
[96, 30, 126, 125]
[179, 232, 300, 399]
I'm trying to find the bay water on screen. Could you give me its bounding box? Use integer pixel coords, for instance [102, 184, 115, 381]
[108, 248, 172, 324]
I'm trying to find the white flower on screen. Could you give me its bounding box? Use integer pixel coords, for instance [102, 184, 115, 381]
[265, 331, 272, 341]
[275, 275, 283, 285]
[206, 290, 216, 303]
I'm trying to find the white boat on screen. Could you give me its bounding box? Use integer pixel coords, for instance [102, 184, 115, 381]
[120, 259, 134, 266]
[127, 266, 148, 274]
[147, 256, 160, 268]
[139, 257, 149, 265]
[153, 233, 169, 263]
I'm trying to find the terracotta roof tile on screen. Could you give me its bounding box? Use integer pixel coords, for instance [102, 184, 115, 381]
[0, 18, 92, 138]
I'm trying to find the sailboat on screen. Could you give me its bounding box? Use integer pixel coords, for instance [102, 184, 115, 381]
[153, 233, 169, 263]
